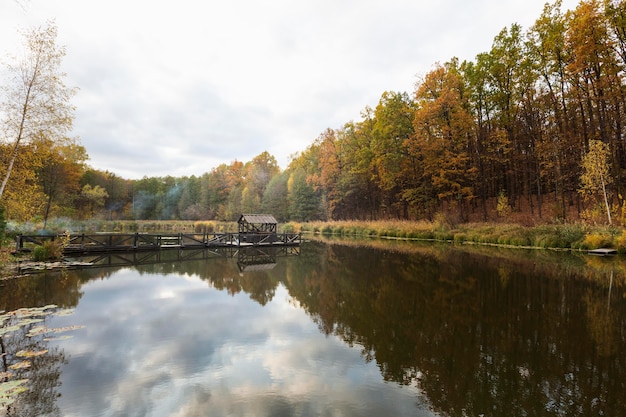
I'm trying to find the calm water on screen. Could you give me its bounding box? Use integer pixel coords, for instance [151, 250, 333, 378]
[1, 239, 626, 417]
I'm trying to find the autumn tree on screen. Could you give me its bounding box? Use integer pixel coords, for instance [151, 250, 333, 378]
[0, 141, 46, 220]
[484, 24, 529, 209]
[310, 129, 343, 218]
[0, 21, 77, 201]
[567, 0, 624, 198]
[461, 55, 498, 220]
[410, 60, 477, 221]
[526, 0, 573, 218]
[205, 161, 244, 219]
[579, 139, 613, 224]
[233, 151, 281, 215]
[371, 92, 416, 218]
[36, 137, 87, 228]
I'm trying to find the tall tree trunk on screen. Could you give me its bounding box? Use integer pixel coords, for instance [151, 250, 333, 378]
[0, 141, 21, 200]
[601, 175, 612, 225]
[43, 192, 53, 230]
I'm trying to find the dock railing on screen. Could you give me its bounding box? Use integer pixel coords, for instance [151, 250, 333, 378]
[15, 232, 302, 254]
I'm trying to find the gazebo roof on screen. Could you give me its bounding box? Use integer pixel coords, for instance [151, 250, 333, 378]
[238, 214, 277, 225]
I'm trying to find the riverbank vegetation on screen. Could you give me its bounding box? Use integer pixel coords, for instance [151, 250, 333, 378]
[287, 219, 626, 252]
[3, 0, 626, 261]
[6, 217, 626, 253]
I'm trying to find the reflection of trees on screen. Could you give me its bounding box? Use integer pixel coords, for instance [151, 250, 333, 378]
[0, 270, 83, 312]
[284, 241, 626, 417]
[1, 309, 68, 417]
[5, 241, 626, 416]
[182, 257, 282, 305]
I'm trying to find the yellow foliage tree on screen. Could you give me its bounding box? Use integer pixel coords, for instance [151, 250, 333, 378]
[0, 21, 77, 203]
[579, 139, 613, 224]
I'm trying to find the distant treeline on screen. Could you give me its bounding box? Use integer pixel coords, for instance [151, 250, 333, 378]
[2, 0, 626, 226]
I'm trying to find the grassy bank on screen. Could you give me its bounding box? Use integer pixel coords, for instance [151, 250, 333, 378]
[3, 219, 626, 267]
[5, 219, 239, 235]
[283, 220, 626, 253]
[12, 218, 623, 252]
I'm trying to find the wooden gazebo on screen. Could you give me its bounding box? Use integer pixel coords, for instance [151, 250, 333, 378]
[237, 214, 278, 234]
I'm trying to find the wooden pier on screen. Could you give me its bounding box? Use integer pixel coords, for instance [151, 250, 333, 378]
[15, 232, 302, 255]
[588, 248, 617, 256]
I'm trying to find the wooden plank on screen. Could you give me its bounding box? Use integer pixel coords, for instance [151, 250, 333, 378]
[588, 248, 617, 255]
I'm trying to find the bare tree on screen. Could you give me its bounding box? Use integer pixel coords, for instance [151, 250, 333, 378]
[14, 0, 31, 12]
[0, 21, 77, 200]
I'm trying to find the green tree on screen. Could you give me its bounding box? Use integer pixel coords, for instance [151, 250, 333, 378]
[242, 151, 281, 211]
[485, 24, 528, 210]
[0, 21, 77, 201]
[79, 184, 109, 219]
[288, 146, 325, 221]
[262, 172, 289, 221]
[178, 175, 204, 220]
[287, 167, 321, 221]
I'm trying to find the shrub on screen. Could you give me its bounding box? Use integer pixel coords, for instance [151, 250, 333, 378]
[433, 212, 451, 232]
[580, 232, 613, 250]
[433, 230, 453, 241]
[32, 232, 70, 262]
[453, 233, 466, 244]
[496, 191, 512, 218]
[321, 225, 333, 235]
[33, 240, 61, 261]
[557, 224, 586, 248]
[615, 230, 626, 253]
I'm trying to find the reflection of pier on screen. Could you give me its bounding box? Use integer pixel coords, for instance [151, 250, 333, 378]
[38, 245, 301, 271]
[15, 232, 301, 254]
[237, 247, 284, 273]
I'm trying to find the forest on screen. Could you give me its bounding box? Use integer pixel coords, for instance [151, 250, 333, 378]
[2, 0, 626, 227]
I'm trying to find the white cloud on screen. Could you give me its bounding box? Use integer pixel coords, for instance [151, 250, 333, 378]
[1, 0, 581, 178]
[51, 271, 431, 416]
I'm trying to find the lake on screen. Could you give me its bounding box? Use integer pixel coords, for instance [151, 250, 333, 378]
[1, 238, 625, 417]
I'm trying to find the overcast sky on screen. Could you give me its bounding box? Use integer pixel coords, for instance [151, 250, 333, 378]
[1, 0, 580, 180]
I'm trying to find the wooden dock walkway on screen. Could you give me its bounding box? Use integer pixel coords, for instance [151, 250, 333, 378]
[15, 232, 302, 254]
[588, 248, 617, 256]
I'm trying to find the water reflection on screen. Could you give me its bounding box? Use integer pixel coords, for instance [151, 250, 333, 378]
[1, 241, 626, 416]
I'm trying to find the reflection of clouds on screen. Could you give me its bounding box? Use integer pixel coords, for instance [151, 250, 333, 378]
[49, 270, 433, 417]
